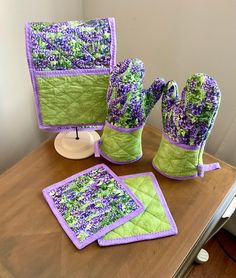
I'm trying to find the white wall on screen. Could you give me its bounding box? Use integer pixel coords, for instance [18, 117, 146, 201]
[1, 0, 236, 171]
[0, 0, 83, 173]
[83, 0, 236, 164]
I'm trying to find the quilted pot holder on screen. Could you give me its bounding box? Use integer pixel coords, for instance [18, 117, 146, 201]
[25, 18, 116, 131]
[98, 172, 177, 246]
[42, 164, 144, 249]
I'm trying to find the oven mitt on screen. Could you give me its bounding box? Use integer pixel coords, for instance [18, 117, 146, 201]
[152, 73, 221, 179]
[95, 58, 165, 164]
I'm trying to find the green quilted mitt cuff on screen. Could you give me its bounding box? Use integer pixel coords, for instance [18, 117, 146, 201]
[152, 135, 204, 179]
[95, 123, 144, 164]
[152, 134, 220, 180]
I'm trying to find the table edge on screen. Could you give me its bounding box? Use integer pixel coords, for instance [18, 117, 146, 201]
[173, 180, 236, 278]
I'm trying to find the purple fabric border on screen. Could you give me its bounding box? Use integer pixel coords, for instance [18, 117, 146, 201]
[98, 172, 178, 246]
[108, 17, 116, 69]
[39, 124, 104, 133]
[35, 68, 110, 77]
[152, 161, 198, 180]
[42, 163, 144, 249]
[198, 163, 220, 177]
[95, 140, 143, 164]
[162, 132, 201, 150]
[105, 121, 144, 133]
[94, 139, 102, 158]
[25, 22, 43, 129]
[25, 18, 117, 132]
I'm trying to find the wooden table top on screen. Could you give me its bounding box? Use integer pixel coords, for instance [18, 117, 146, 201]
[0, 125, 236, 278]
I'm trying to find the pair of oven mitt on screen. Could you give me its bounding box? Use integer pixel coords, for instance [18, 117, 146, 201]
[95, 58, 221, 179]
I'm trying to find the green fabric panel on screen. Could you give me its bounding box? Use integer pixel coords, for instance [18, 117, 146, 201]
[36, 74, 109, 125]
[153, 136, 203, 177]
[100, 126, 143, 162]
[103, 175, 171, 240]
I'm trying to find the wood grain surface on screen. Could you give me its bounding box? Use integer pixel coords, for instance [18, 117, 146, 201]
[0, 125, 235, 278]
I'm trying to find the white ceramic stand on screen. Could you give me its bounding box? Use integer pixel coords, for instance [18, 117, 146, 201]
[54, 130, 100, 159]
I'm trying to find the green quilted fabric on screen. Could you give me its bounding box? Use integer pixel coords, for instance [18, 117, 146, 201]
[100, 174, 174, 242]
[36, 74, 109, 125]
[153, 136, 203, 177]
[100, 126, 143, 162]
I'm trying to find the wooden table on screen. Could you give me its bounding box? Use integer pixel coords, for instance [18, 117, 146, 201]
[0, 125, 235, 278]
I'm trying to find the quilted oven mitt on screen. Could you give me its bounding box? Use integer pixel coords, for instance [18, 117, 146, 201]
[95, 58, 165, 164]
[152, 73, 221, 179]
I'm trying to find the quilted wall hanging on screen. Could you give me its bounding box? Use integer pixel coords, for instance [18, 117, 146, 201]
[25, 18, 116, 131]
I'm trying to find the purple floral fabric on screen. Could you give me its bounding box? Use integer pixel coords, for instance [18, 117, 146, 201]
[162, 73, 221, 146]
[107, 58, 165, 128]
[48, 165, 139, 242]
[29, 19, 112, 70]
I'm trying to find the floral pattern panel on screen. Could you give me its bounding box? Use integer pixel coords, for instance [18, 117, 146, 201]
[107, 58, 165, 128]
[48, 165, 139, 242]
[162, 73, 221, 146]
[29, 19, 112, 70]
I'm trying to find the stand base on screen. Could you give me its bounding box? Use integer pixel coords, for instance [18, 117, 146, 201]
[54, 131, 100, 159]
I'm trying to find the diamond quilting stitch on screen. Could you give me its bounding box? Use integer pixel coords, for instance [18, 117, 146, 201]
[25, 18, 116, 131]
[98, 173, 178, 246]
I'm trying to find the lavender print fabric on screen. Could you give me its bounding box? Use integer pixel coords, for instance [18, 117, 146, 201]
[25, 18, 116, 132]
[107, 58, 165, 128]
[42, 164, 143, 249]
[30, 19, 112, 70]
[162, 73, 221, 146]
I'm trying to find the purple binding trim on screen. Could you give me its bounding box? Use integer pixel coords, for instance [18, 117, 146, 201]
[98, 172, 178, 246]
[94, 139, 142, 164]
[25, 18, 117, 132]
[42, 163, 144, 249]
[105, 121, 144, 132]
[108, 18, 116, 69]
[35, 68, 110, 77]
[39, 123, 104, 133]
[162, 132, 201, 150]
[94, 140, 102, 157]
[198, 163, 220, 177]
[25, 22, 43, 129]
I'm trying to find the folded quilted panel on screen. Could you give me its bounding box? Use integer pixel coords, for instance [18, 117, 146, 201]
[25, 18, 116, 131]
[98, 172, 177, 246]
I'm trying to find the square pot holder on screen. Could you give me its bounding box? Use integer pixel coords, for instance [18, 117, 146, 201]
[98, 172, 177, 246]
[42, 164, 144, 249]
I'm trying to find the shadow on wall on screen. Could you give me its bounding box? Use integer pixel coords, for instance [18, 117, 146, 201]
[0, 0, 83, 173]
